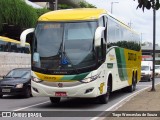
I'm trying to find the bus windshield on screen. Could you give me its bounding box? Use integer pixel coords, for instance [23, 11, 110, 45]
[33, 21, 97, 72]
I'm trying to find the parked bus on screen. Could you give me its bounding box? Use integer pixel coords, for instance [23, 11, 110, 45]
[20, 8, 141, 104]
[0, 36, 31, 77]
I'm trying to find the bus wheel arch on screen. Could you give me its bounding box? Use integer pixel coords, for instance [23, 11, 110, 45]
[98, 74, 112, 104]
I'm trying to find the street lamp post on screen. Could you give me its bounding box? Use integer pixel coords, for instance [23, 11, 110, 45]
[49, 0, 58, 10]
[111, 2, 119, 14]
[54, 0, 58, 10]
[151, 0, 156, 91]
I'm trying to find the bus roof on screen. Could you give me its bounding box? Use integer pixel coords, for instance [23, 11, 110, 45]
[38, 8, 139, 35]
[38, 8, 107, 21]
[0, 36, 30, 45]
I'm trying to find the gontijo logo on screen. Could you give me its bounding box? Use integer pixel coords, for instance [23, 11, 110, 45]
[109, 54, 115, 61]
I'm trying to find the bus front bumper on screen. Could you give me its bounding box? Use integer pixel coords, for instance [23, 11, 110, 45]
[31, 80, 104, 98]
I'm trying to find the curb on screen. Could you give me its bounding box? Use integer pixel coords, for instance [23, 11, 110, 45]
[91, 82, 160, 120]
[110, 82, 160, 111]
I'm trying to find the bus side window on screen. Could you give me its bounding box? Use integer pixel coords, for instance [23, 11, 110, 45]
[21, 47, 25, 53]
[11, 43, 17, 52]
[25, 45, 30, 54]
[16, 44, 22, 53]
[5, 42, 11, 52]
[0, 41, 5, 52]
[24, 47, 30, 54]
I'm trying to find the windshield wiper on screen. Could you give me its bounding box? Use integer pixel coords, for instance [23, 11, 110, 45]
[57, 42, 63, 56]
[14, 77, 22, 78]
[5, 76, 12, 78]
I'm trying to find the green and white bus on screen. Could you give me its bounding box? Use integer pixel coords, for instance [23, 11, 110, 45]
[20, 8, 141, 104]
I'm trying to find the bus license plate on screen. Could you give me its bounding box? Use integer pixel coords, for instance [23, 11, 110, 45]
[55, 92, 67, 97]
[2, 89, 11, 92]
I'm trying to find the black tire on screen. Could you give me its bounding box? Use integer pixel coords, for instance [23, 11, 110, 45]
[133, 74, 137, 91]
[50, 97, 61, 104]
[24, 87, 31, 98]
[98, 82, 111, 104]
[126, 74, 136, 92]
[98, 92, 110, 104]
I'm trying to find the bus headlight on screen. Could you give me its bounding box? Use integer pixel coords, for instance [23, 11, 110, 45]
[16, 84, 23, 88]
[81, 74, 100, 83]
[31, 76, 43, 83]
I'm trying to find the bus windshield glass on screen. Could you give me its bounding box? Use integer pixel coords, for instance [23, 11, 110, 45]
[33, 21, 97, 71]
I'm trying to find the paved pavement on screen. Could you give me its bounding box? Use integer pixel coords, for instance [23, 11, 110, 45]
[102, 82, 160, 120]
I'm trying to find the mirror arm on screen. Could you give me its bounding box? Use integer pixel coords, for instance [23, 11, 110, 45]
[20, 28, 35, 47]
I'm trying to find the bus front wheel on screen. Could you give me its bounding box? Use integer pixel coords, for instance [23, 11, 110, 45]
[98, 92, 110, 104]
[98, 83, 111, 104]
[50, 97, 61, 104]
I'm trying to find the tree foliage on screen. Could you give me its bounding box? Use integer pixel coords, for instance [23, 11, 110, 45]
[0, 0, 49, 31]
[35, 8, 50, 17]
[58, 4, 72, 9]
[135, 0, 160, 11]
[0, 0, 37, 30]
[79, 1, 96, 8]
[0, 0, 96, 33]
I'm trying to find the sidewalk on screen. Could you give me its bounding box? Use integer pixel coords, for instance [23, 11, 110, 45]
[103, 83, 160, 120]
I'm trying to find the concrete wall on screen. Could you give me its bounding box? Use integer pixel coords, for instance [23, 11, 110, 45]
[0, 52, 31, 76]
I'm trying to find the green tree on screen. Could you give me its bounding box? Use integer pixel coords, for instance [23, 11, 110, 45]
[0, 0, 50, 31]
[0, 0, 37, 30]
[134, 0, 160, 11]
[35, 8, 50, 17]
[58, 4, 72, 9]
[0, 0, 49, 39]
[79, 1, 96, 8]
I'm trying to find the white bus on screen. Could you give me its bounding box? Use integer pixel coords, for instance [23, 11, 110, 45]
[0, 36, 31, 77]
[20, 8, 141, 104]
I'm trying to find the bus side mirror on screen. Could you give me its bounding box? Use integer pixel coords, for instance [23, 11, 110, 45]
[20, 28, 35, 47]
[101, 38, 106, 60]
[95, 27, 105, 47]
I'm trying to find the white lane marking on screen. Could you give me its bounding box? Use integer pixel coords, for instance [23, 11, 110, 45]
[13, 101, 50, 111]
[11, 82, 160, 116]
[91, 82, 160, 120]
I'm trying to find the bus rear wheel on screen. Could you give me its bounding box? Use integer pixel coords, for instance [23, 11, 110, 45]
[50, 97, 61, 104]
[126, 74, 136, 92]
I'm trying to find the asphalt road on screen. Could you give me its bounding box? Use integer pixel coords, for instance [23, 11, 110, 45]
[0, 78, 160, 120]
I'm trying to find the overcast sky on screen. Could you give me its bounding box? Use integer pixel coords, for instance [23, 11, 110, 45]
[86, 0, 160, 45]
